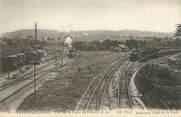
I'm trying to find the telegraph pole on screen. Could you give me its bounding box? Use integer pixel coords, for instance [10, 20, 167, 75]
[61, 40, 63, 73]
[58, 37, 61, 71]
[18, 32, 22, 72]
[7, 45, 10, 79]
[33, 22, 38, 97]
[58, 37, 60, 59]
[35, 22, 38, 40]
[7, 67, 9, 79]
[58, 33, 64, 73]
[33, 64, 36, 97]
[56, 37, 60, 72]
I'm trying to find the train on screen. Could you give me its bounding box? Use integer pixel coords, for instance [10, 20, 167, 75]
[129, 48, 159, 62]
[68, 47, 77, 58]
[2, 50, 44, 72]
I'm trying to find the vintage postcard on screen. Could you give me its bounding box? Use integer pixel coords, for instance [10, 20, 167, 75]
[0, 0, 181, 116]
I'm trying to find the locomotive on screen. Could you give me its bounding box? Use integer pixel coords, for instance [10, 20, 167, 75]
[68, 47, 77, 58]
[129, 48, 159, 62]
[64, 36, 77, 58]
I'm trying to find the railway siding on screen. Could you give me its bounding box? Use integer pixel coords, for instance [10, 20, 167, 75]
[18, 51, 121, 112]
[128, 63, 146, 109]
[76, 56, 128, 111]
[75, 53, 147, 112]
[0, 58, 70, 111]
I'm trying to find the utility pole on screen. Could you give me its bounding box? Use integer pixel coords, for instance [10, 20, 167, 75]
[18, 32, 22, 72]
[29, 61, 39, 97]
[56, 37, 60, 72]
[7, 66, 9, 79]
[33, 64, 36, 97]
[35, 22, 38, 40]
[61, 40, 63, 73]
[58, 37, 60, 59]
[58, 37, 62, 71]
[18, 55, 20, 72]
[58, 33, 64, 73]
[7, 45, 10, 79]
[33, 22, 38, 97]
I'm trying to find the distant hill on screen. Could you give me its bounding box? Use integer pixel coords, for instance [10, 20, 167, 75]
[2, 29, 60, 39]
[2, 29, 173, 41]
[69, 30, 173, 41]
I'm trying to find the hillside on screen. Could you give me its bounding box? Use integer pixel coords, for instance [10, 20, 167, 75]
[69, 30, 173, 41]
[2, 29, 173, 41]
[2, 29, 60, 39]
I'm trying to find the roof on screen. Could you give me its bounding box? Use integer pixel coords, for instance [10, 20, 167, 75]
[17, 53, 25, 56]
[118, 44, 127, 48]
[7, 55, 18, 58]
[32, 51, 37, 54]
[37, 49, 44, 53]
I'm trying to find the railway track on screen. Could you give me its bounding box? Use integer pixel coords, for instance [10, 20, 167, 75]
[75, 55, 129, 111]
[0, 69, 49, 104]
[0, 57, 70, 109]
[115, 61, 147, 111]
[117, 62, 133, 109]
[0, 57, 67, 92]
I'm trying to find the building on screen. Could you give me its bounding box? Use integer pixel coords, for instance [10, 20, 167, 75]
[118, 44, 129, 52]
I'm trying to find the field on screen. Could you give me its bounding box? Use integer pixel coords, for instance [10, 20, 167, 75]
[18, 51, 122, 112]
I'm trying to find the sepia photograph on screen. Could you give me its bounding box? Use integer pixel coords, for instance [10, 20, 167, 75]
[0, 0, 181, 116]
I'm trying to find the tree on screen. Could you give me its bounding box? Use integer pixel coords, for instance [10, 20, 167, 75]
[102, 39, 111, 50]
[175, 24, 181, 37]
[72, 41, 87, 50]
[125, 39, 138, 49]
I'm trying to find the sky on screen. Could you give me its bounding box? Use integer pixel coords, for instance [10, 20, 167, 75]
[0, 0, 181, 34]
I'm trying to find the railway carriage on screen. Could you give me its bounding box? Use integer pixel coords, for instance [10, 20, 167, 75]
[25, 51, 41, 65]
[1, 50, 44, 72]
[129, 48, 159, 62]
[25, 51, 33, 65]
[17, 53, 25, 66]
[2, 55, 19, 72]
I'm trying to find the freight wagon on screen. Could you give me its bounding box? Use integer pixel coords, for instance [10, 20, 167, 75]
[2, 51, 43, 72]
[2, 55, 19, 72]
